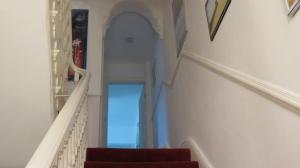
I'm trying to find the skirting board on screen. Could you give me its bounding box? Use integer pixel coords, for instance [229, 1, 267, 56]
[181, 138, 214, 168]
[181, 50, 300, 112]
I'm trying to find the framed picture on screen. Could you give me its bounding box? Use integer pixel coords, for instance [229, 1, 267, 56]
[68, 9, 89, 80]
[205, 0, 231, 41]
[172, 0, 188, 57]
[286, 0, 300, 16]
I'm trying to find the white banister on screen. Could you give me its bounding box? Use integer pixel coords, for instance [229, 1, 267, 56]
[50, 0, 74, 115]
[26, 0, 90, 167]
[26, 72, 90, 168]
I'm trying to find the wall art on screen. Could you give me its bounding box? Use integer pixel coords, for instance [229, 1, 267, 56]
[69, 9, 89, 80]
[205, 0, 231, 41]
[286, 0, 300, 16]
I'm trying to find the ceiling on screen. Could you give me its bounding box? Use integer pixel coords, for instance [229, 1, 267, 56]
[105, 12, 157, 63]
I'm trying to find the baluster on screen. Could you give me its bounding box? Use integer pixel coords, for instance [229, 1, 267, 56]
[78, 141, 81, 168]
[81, 136, 85, 168]
[75, 113, 80, 168]
[81, 140, 85, 168]
[51, 155, 59, 168]
[73, 118, 78, 167]
[83, 128, 87, 166]
[58, 149, 64, 168]
[78, 113, 82, 168]
[64, 139, 69, 168]
[67, 133, 72, 168]
[71, 125, 76, 167]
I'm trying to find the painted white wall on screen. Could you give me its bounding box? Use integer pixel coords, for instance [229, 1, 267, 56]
[153, 87, 169, 148]
[106, 63, 145, 82]
[105, 13, 156, 64]
[161, 0, 179, 80]
[151, 37, 170, 148]
[153, 38, 167, 103]
[161, 0, 300, 168]
[0, 0, 52, 167]
[144, 62, 154, 147]
[87, 96, 102, 147]
[107, 0, 164, 37]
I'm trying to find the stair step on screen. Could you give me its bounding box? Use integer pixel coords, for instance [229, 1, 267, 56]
[84, 161, 199, 168]
[86, 148, 191, 162]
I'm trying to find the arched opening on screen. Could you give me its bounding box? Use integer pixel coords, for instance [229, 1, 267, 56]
[105, 12, 157, 64]
[104, 0, 162, 38]
[100, 3, 162, 148]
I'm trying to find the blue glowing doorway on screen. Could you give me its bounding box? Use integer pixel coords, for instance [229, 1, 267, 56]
[107, 83, 144, 148]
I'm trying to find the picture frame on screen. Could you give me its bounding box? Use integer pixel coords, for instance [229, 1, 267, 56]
[205, 0, 218, 30]
[68, 9, 89, 80]
[205, 0, 231, 41]
[286, 0, 300, 16]
[172, 0, 188, 57]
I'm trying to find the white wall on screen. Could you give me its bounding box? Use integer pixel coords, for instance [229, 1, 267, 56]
[161, 0, 300, 168]
[152, 37, 170, 148]
[105, 13, 156, 64]
[144, 62, 154, 147]
[154, 87, 169, 148]
[153, 38, 167, 103]
[106, 63, 145, 82]
[0, 0, 52, 167]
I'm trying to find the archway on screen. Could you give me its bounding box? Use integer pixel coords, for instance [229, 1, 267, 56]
[103, 0, 162, 38]
[100, 1, 162, 148]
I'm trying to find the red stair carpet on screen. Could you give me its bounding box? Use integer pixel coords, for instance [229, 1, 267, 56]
[85, 148, 199, 168]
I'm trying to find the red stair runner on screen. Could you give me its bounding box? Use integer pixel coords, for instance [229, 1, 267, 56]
[85, 148, 199, 168]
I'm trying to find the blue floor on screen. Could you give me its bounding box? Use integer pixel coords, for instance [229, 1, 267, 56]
[107, 83, 144, 148]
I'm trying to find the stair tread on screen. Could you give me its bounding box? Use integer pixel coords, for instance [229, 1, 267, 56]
[86, 148, 191, 162]
[84, 161, 199, 168]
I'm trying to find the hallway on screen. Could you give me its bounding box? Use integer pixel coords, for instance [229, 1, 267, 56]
[2, 0, 300, 168]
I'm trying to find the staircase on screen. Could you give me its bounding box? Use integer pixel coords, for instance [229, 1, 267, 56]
[84, 148, 199, 168]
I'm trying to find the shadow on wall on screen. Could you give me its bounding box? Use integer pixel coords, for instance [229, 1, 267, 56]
[154, 87, 170, 148]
